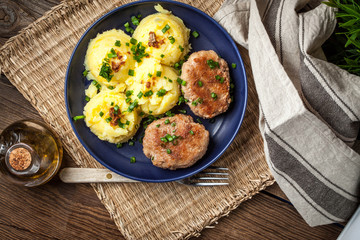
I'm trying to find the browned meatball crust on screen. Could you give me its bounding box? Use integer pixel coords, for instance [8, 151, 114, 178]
[181, 50, 231, 119]
[142, 114, 209, 170]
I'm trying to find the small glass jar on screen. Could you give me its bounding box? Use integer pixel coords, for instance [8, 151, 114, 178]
[0, 120, 63, 187]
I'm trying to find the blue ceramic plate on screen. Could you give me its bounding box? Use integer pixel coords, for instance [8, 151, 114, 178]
[65, 0, 247, 182]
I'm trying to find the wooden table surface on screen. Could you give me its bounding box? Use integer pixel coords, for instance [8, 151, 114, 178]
[0, 0, 345, 239]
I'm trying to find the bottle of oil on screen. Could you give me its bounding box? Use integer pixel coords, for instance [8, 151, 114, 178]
[0, 120, 63, 187]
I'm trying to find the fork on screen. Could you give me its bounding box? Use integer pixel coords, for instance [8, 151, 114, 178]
[59, 166, 229, 186]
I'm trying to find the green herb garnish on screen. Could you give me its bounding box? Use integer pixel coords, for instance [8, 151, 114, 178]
[192, 31, 199, 38]
[115, 40, 121, 47]
[162, 24, 170, 33]
[73, 115, 85, 121]
[207, 59, 219, 69]
[156, 89, 167, 97]
[168, 36, 175, 44]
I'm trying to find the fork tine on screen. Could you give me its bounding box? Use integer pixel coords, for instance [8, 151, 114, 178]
[199, 172, 229, 176]
[190, 182, 229, 186]
[194, 177, 229, 180]
[207, 166, 229, 171]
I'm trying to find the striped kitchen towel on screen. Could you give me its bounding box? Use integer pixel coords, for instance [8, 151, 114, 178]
[214, 0, 360, 226]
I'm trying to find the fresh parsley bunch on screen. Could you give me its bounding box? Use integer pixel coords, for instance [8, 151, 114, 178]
[324, 0, 360, 76]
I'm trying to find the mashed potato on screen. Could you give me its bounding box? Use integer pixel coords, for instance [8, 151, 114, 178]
[82, 5, 187, 144]
[83, 91, 141, 143]
[133, 10, 190, 66]
[126, 59, 180, 115]
[84, 29, 135, 87]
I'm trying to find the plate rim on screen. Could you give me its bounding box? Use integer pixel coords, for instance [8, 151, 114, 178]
[64, 0, 248, 182]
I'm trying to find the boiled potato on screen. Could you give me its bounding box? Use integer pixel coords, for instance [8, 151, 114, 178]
[83, 91, 141, 143]
[133, 10, 190, 66]
[126, 60, 180, 115]
[84, 29, 135, 87]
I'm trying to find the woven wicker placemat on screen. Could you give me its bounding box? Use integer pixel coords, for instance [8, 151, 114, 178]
[0, 0, 274, 239]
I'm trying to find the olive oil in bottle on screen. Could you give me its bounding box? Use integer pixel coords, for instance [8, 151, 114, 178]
[0, 120, 63, 187]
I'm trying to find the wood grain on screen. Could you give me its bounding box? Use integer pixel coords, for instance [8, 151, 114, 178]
[0, 0, 344, 239]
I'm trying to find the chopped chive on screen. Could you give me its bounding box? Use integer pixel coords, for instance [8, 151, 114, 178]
[179, 109, 187, 114]
[220, 77, 224, 83]
[131, 15, 140, 26]
[161, 24, 170, 33]
[105, 117, 112, 123]
[127, 99, 138, 112]
[126, 90, 134, 97]
[128, 69, 135, 76]
[73, 115, 85, 121]
[178, 45, 184, 52]
[168, 78, 173, 83]
[114, 105, 119, 112]
[111, 102, 114, 106]
[124, 22, 130, 28]
[156, 89, 167, 97]
[230, 83, 235, 89]
[126, 120, 130, 125]
[85, 96, 90, 102]
[118, 121, 125, 129]
[137, 91, 143, 98]
[166, 111, 175, 117]
[181, 80, 187, 86]
[126, 42, 130, 46]
[232, 63, 237, 69]
[164, 119, 170, 124]
[99, 111, 104, 117]
[156, 71, 162, 77]
[192, 31, 199, 38]
[189, 130, 194, 135]
[115, 40, 121, 47]
[130, 156, 136, 163]
[130, 38, 137, 45]
[197, 118, 202, 124]
[160, 54, 165, 58]
[107, 86, 115, 90]
[156, 124, 160, 128]
[166, 149, 172, 154]
[144, 90, 153, 97]
[92, 80, 102, 90]
[148, 73, 153, 78]
[107, 48, 117, 58]
[198, 81, 203, 87]
[129, 140, 134, 146]
[126, 98, 131, 103]
[211, 92, 217, 100]
[207, 59, 220, 69]
[171, 122, 176, 127]
[215, 75, 221, 80]
[168, 36, 175, 44]
[116, 143, 123, 148]
[83, 70, 89, 77]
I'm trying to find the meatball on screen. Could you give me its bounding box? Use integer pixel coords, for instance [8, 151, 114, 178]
[181, 50, 231, 119]
[142, 114, 209, 170]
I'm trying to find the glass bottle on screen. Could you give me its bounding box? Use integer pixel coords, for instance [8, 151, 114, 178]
[0, 120, 63, 187]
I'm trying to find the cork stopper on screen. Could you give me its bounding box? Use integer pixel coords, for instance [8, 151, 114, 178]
[9, 147, 32, 171]
[5, 142, 41, 176]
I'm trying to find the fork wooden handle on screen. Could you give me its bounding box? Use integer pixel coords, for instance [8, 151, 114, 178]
[59, 168, 139, 183]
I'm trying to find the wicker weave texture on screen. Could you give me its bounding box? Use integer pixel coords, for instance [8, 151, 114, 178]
[0, 0, 274, 239]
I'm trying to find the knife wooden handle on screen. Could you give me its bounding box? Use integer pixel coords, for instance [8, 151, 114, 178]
[59, 168, 139, 183]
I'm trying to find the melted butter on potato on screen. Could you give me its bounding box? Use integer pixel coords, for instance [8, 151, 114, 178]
[84, 29, 135, 86]
[133, 11, 190, 66]
[126, 59, 180, 115]
[83, 91, 141, 143]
